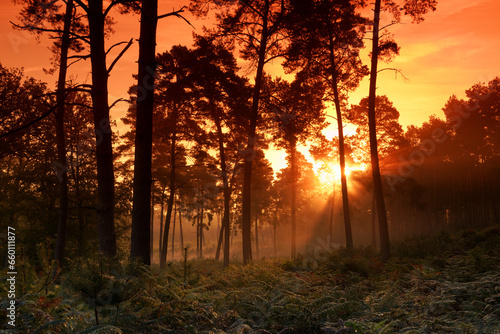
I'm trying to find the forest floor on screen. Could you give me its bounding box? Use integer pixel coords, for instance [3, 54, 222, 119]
[1, 226, 500, 333]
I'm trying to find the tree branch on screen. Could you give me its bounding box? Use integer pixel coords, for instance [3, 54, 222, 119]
[157, 6, 195, 29]
[10, 21, 90, 44]
[107, 38, 134, 75]
[377, 68, 408, 82]
[110, 98, 131, 110]
[0, 104, 58, 139]
[73, 0, 89, 13]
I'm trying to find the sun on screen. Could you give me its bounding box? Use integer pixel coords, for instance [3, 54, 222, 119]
[316, 162, 368, 187]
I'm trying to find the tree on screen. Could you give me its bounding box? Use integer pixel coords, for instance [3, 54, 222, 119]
[129, 0, 158, 266]
[347, 95, 407, 246]
[153, 45, 206, 268]
[130, 1, 192, 265]
[186, 36, 250, 266]
[12, 0, 86, 266]
[192, 0, 288, 264]
[272, 150, 318, 255]
[0, 64, 58, 257]
[284, 0, 368, 251]
[262, 75, 325, 258]
[367, 0, 437, 261]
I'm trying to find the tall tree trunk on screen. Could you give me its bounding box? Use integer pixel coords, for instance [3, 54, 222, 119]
[88, 0, 116, 257]
[200, 207, 204, 258]
[215, 219, 224, 260]
[171, 201, 176, 259]
[179, 207, 184, 252]
[328, 33, 353, 251]
[196, 211, 200, 258]
[160, 105, 178, 268]
[130, 0, 158, 265]
[150, 193, 154, 260]
[290, 139, 298, 257]
[54, 0, 73, 268]
[159, 188, 165, 260]
[213, 112, 231, 266]
[255, 215, 259, 259]
[241, 1, 269, 265]
[368, 0, 391, 261]
[371, 191, 377, 247]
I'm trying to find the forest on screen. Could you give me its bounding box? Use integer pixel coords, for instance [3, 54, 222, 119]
[1, 0, 499, 333]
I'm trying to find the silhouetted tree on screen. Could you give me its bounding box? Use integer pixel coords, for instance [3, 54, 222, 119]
[367, 0, 437, 261]
[262, 75, 325, 257]
[284, 0, 368, 251]
[192, 0, 288, 264]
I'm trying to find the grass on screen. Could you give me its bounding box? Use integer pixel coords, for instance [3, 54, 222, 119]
[1, 225, 500, 333]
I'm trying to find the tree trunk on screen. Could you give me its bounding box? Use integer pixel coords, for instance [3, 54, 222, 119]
[213, 112, 231, 266]
[88, 0, 116, 257]
[255, 215, 259, 259]
[241, 1, 269, 265]
[371, 191, 377, 247]
[368, 0, 391, 261]
[160, 105, 178, 268]
[179, 207, 184, 252]
[54, 0, 73, 268]
[200, 208, 204, 258]
[290, 139, 297, 258]
[328, 33, 353, 251]
[215, 219, 224, 260]
[196, 211, 200, 258]
[130, 0, 158, 265]
[150, 193, 154, 261]
[171, 201, 176, 259]
[159, 188, 165, 260]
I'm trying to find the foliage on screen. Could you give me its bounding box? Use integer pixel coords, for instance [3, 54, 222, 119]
[4, 225, 499, 333]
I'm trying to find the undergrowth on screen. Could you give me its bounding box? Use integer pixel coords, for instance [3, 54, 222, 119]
[1, 226, 499, 333]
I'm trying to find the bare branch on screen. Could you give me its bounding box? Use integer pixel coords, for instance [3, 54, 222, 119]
[157, 6, 195, 29]
[107, 38, 134, 75]
[10, 21, 90, 44]
[377, 67, 408, 82]
[0, 104, 58, 139]
[110, 97, 131, 110]
[106, 40, 131, 55]
[73, 0, 88, 13]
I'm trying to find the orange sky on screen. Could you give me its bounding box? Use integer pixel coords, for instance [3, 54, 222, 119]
[1, 0, 499, 171]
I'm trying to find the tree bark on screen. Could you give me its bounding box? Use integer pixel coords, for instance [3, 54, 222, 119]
[54, 0, 73, 268]
[368, 0, 391, 261]
[88, 0, 116, 257]
[130, 0, 158, 265]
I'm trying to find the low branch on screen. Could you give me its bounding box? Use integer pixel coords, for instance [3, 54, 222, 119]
[0, 104, 58, 139]
[10, 21, 90, 44]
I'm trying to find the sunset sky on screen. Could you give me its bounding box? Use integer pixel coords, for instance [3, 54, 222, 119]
[1, 0, 499, 171]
